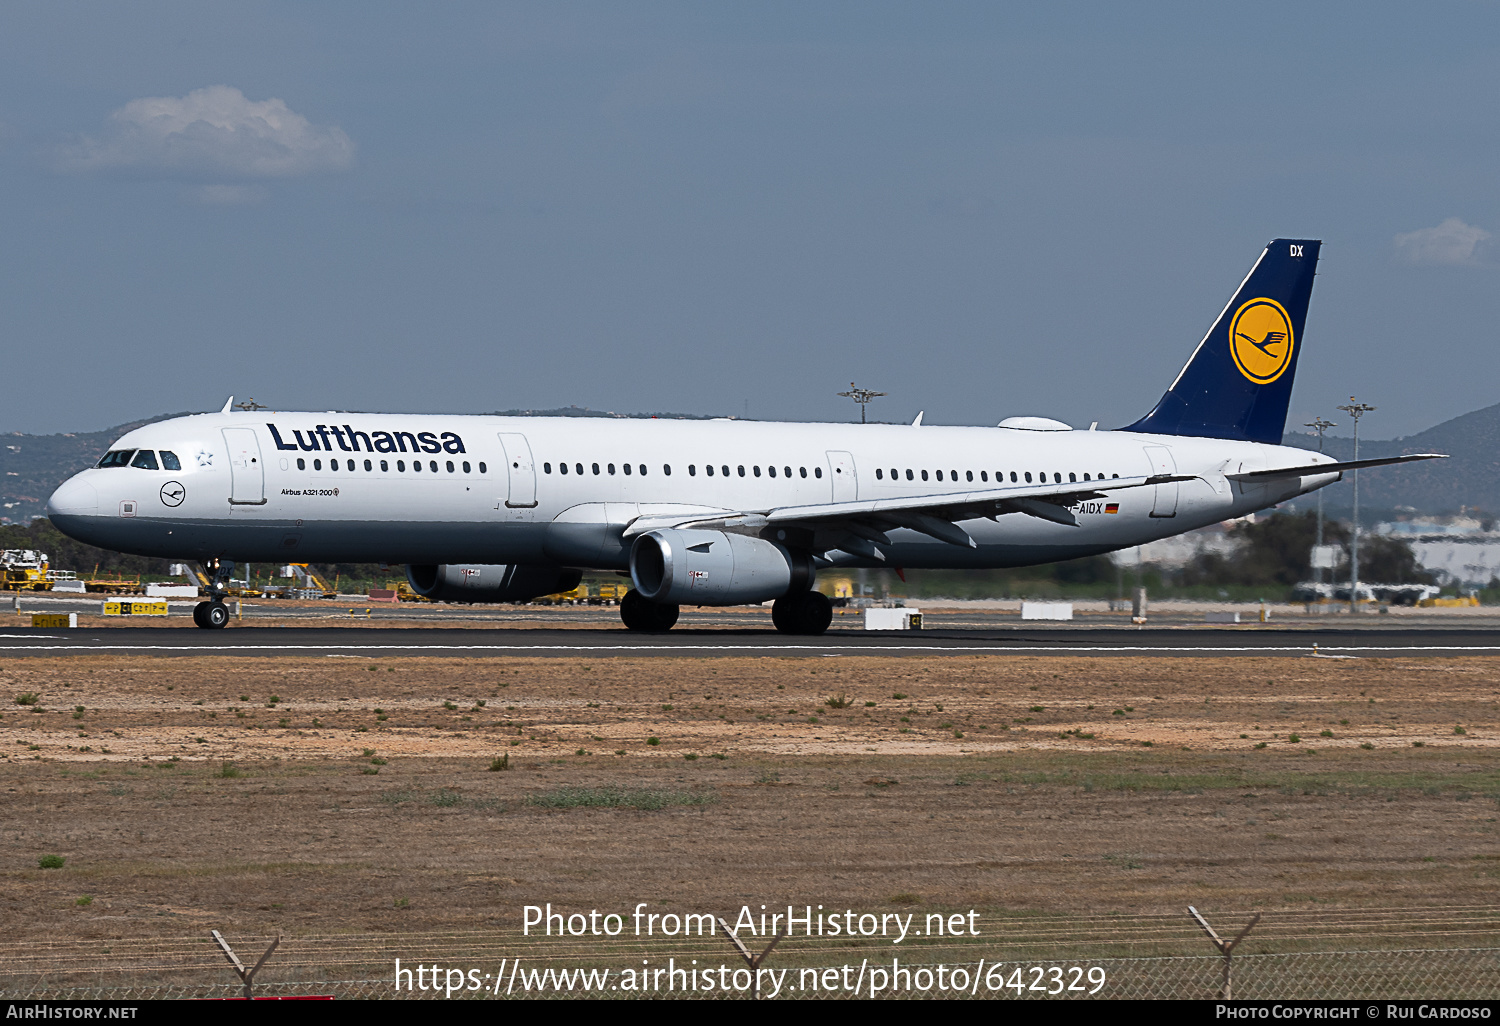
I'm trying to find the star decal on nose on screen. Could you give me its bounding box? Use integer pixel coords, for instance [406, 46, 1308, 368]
[196, 451, 214, 467]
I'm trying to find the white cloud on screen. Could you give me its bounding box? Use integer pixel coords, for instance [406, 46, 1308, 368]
[57, 85, 353, 180]
[1393, 217, 1491, 266]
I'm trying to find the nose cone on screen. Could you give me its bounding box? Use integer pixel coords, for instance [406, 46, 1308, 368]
[47, 475, 98, 516]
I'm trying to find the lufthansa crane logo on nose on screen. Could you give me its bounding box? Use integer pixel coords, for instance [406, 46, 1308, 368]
[159, 481, 186, 507]
[1229, 297, 1294, 384]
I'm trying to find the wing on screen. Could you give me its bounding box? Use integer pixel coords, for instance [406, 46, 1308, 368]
[620, 472, 1192, 561]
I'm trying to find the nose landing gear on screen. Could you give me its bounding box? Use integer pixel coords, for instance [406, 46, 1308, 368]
[192, 559, 234, 630]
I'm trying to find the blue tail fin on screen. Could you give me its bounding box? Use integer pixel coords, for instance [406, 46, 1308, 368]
[1122, 238, 1320, 444]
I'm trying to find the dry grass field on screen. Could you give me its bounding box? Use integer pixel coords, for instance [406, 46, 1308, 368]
[1, 653, 1498, 967]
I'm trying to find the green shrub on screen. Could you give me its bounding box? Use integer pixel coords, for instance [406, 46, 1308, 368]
[488, 754, 510, 771]
[38, 855, 65, 869]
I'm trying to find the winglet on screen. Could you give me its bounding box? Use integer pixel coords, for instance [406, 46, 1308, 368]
[912, 411, 924, 427]
[221, 396, 234, 414]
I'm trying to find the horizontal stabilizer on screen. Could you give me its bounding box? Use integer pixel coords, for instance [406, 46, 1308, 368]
[1225, 453, 1447, 481]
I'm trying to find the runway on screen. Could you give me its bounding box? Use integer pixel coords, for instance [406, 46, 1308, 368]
[5, 624, 1500, 657]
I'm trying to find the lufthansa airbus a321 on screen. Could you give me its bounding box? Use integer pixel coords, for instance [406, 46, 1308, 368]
[46, 239, 1442, 633]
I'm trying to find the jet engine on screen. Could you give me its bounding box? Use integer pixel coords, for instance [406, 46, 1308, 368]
[629, 529, 812, 605]
[405, 564, 581, 603]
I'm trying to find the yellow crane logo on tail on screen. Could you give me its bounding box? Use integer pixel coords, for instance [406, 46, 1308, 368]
[1228, 297, 1294, 384]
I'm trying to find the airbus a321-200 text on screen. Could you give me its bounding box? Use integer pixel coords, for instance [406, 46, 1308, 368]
[47, 238, 1442, 633]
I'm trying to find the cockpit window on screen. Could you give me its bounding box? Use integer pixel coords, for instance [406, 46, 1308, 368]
[97, 450, 136, 468]
[130, 450, 160, 470]
[159, 451, 182, 471]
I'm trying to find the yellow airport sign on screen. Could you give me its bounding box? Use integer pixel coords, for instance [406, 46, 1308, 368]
[31, 613, 77, 628]
[103, 600, 168, 616]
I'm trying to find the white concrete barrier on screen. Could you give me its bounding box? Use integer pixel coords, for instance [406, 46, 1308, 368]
[1020, 601, 1073, 620]
[865, 607, 921, 630]
[146, 584, 199, 598]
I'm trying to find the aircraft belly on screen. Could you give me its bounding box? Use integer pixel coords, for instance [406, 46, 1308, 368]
[48, 513, 546, 565]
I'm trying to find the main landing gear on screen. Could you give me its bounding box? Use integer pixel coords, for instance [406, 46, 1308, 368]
[618, 588, 832, 636]
[771, 590, 832, 636]
[619, 589, 680, 632]
[192, 558, 234, 630]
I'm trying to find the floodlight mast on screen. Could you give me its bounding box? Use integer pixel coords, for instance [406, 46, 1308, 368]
[836, 383, 887, 424]
[1305, 416, 1335, 585]
[1336, 399, 1376, 613]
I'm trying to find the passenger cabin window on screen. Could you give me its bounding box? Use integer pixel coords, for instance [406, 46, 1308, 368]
[784, 466, 791, 478]
[639, 464, 647, 476]
[623, 463, 631, 475]
[381, 460, 389, 471]
[397, 460, 405, 471]
[315, 459, 324, 470]
[814, 467, 822, 478]
[738, 466, 745, 477]
[920, 470, 929, 481]
[663, 464, 671, 476]
[365, 459, 374, 471]
[130, 450, 159, 470]
[446, 460, 455, 473]
[705, 465, 714, 476]
[544, 462, 552, 474]
[753, 466, 761, 477]
[429, 461, 438, 472]
[876, 469, 883, 480]
[97, 449, 136, 468]
[479, 462, 487, 473]
[297, 458, 306, 470]
[689, 465, 697, 476]
[160, 451, 181, 471]
[463, 462, 471, 473]
[608, 463, 616, 475]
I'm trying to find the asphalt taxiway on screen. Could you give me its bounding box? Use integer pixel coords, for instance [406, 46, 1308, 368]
[4, 624, 1500, 658]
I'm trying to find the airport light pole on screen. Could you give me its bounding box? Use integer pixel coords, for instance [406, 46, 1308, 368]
[1336, 399, 1376, 613]
[837, 383, 886, 424]
[1305, 416, 1335, 585]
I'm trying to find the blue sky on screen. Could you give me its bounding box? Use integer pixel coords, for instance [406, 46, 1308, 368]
[2, 2, 1496, 438]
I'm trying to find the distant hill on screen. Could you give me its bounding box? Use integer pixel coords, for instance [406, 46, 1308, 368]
[1282, 400, 1500, 516]
[4, 402, 1495, 525]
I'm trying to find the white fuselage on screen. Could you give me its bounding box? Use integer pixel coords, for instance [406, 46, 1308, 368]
[45, 411, 1337, 577]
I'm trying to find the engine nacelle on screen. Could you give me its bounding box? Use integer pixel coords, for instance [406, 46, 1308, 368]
[405, 564, 581, 604]
[629, 529, 812, 605]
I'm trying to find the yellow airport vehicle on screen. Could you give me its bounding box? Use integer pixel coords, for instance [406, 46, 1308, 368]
[594, 581, 626, 604]
[1, 550, 79, 591]
[1419, 595, 1481, 608]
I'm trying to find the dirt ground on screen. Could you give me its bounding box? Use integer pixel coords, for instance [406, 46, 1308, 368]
[1, 653, 1497, 958]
